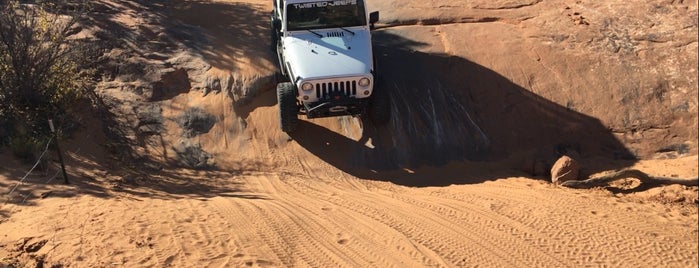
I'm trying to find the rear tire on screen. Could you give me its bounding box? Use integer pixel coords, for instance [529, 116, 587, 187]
[369, 87, 390, 125]
[277, 82, 299, 133]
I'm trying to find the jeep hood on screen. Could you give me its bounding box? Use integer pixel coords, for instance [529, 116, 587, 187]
[283, 30, 373, 80]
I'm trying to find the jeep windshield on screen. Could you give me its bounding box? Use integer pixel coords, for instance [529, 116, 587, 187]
[286, 0, 367, 31]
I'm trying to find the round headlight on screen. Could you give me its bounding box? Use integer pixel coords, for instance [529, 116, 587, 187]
[358, 77, 371, 87]
[301, 82, 314, 91]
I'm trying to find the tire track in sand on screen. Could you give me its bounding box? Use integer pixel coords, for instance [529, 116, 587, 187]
[279, 174, 524, 266]
[385, 190, 569, 266]
[279, 174, 698, 267]
[427, 182, 699, 267]
[209, 173, 402, 267]
[195, 168, 696, 267]
[147, 198, 239, 267]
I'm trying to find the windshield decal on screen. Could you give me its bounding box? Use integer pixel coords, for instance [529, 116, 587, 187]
[286, 0, 366, 31]
[293, 0, 357, 9]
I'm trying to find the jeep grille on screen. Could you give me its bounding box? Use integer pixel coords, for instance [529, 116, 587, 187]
[315, 80, 357, 99]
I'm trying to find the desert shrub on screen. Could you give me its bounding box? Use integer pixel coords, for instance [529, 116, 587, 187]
[0, 0, 93, 148]
[7, 124, 45, 162]
[176, 108, 217, 138]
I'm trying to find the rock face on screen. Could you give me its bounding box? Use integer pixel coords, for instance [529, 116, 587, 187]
[369, 0, 697, 161]
[150, 68, 191, 101]
[551, 156, 580, 184]
[84, 0, 696, 171]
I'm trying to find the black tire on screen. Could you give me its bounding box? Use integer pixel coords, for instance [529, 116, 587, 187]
[270, 15, 278, 51]
[277, 82, 299, 133]
[369, 87, 390, 125]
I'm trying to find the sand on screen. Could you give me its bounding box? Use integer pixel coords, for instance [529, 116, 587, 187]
[1, 151, 697, 266]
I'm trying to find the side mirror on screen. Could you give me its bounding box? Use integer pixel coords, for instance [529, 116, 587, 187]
[369, 11, 379, 29]
[273, 18, 282, 30]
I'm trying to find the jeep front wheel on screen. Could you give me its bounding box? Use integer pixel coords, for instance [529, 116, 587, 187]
[277, 82, 299, 133]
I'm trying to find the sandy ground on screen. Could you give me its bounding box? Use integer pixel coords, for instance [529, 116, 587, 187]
[1, 149, 697, 267]
[1, 0, 698, 267]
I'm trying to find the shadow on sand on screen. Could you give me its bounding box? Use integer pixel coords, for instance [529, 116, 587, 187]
[291, 31, 636, 187]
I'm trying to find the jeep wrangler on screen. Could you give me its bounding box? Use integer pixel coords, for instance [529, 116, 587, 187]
[271, 0, 389, 133]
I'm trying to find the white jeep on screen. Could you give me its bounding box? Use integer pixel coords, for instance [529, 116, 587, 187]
[271, 0, 389, 133]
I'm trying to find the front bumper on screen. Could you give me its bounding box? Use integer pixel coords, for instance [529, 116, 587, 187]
[302, 96, 369, 119]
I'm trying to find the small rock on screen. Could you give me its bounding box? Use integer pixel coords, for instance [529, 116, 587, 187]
[550, 155, 580, 184]
[24, 239, 48, 253]
[138, 124, 161, 135]
[211, 78, 222, 93]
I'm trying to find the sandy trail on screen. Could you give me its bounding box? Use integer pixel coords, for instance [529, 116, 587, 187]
[2, 154, 697, 267]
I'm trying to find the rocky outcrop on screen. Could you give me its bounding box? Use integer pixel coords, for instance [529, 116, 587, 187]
[85, 0, 696, 172]
[86, 0, 281, 168]
[370, 0, 697, 160]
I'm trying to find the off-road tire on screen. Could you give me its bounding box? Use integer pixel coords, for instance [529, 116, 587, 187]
[277, 82, 299, 133]
[369, 87, 390, 125]
[270, 12, 278, 51]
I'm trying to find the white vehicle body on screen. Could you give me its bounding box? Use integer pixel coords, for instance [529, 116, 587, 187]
[272, 0, 388, 132]
[273, 0, 377, 106]
[283, 30, 374, 103]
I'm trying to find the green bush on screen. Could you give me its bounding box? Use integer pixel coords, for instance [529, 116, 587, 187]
[7, 126, 44, 163]
[0, 0, 93, 147]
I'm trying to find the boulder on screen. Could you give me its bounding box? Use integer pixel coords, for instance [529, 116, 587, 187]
[551, 156, 580, 184]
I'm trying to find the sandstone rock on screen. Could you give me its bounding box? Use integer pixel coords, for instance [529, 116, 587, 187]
[372, 0, 698, 159]
[550, 156, 580, 184]
[86, 0, 696, 174]
[201, 74, 231, 96]
[150, 68, 191, 101]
